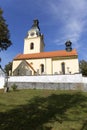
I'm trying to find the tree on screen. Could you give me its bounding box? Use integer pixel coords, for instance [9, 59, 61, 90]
[79, 60, 87, 76]
[0, 8, 12, 51]
[4, 62, 12, 76]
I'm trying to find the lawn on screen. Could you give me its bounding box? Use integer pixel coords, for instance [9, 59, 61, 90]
[0, 89, 87, 130]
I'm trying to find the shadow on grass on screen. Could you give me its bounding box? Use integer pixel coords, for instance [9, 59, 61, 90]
[0, 92, 87, 130]
[80, 119, 87, 130]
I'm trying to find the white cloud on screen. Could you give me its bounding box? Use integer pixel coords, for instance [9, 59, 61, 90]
[47, 0, 87, 51]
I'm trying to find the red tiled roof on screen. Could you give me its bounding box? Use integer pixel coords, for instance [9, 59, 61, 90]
[14, 49, 78, 60]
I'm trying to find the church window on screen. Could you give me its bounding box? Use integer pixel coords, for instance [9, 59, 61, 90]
[41, 64, 44, 73]
[61, 62, 65, 74]
[30, 42, 34, 50]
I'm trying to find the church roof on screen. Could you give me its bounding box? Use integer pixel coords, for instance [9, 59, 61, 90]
[14, 49, 78, 60]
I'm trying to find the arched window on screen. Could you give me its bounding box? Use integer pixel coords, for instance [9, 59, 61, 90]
[61, 62, 65, 74]
[30, 42, 34, 50]
[41, 64, 44, 73]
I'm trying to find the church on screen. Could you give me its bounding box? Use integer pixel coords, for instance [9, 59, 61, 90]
[12, 20, 79, 76]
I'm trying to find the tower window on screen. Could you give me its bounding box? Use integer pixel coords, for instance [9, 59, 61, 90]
[30, 42, 34, 50]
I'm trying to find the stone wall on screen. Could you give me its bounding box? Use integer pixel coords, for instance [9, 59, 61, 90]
[8, 82, 85, 91]
[7, 74, 87, 91]
[1, 74, 87, 91]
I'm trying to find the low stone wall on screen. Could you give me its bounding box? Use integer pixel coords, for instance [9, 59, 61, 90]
[1, 74, 87, 91]
[7, 74, 87, 91]
[8, 82, 85, 91]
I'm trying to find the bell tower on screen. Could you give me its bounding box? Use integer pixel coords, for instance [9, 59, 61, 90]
[65, 40, 72, 52]
[24, 19, 45, 54]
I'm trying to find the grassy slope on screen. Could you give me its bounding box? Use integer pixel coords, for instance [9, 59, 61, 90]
[0, 89, 87, 130]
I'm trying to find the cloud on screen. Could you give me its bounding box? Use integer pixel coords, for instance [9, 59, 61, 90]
[47, 0, 87, 50]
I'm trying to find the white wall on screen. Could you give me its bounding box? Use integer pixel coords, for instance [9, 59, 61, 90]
[0, 77, 5, 89]
[82, 77, 87, 83]
[53, 59, 79, 74]
[1, 74, 87, 89]
[24, 36, 44, 54]
[8, 74, 83, 83]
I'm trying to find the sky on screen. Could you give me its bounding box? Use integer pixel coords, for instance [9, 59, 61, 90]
[0, 0, 87, 68]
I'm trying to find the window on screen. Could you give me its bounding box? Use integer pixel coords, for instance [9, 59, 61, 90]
[41, 64, 44, 73]
[30, 42, 34, 50]
[61, 62, 65, 74]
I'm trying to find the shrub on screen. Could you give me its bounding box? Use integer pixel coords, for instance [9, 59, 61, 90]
[11, 83, 18, 91]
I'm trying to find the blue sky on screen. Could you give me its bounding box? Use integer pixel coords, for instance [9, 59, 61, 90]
[0, 0, 87, 68]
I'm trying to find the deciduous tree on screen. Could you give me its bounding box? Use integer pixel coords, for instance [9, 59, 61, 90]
[79, 60, 87, 76]
[0, 8, 12, 51]
[4, 62, 12, 76]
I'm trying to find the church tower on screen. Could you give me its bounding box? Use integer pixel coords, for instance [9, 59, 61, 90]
[23, 19, 45, 54]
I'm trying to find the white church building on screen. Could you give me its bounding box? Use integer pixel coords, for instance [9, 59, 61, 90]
[12, 20, 79, 76]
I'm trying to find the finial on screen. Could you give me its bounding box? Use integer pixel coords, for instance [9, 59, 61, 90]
[33, 19, 39, 26]
[31, 19, 40, 31]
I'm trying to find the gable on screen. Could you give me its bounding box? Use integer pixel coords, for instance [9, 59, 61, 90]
[13, 60, 36, 76]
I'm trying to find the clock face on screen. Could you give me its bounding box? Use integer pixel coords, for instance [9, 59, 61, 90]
[30, 32, 35, 36]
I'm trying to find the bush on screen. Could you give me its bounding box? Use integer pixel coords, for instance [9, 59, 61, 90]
[11, 83, 18, 91]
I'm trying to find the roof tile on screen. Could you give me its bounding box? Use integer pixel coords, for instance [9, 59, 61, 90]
[14, 49, 78, 60]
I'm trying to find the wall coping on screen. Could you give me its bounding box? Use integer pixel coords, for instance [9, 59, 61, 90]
[8, 74, 83, 83]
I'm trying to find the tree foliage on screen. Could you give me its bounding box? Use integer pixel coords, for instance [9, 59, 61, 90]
[79, 60, 87, 76]
[0, 8, 12, 51]
[4, 62, 12, 76]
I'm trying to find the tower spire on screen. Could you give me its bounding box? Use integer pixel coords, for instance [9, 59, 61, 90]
[31, 19, 40, 31]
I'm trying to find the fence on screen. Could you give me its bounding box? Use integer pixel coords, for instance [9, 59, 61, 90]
[0, 74, 87, 91]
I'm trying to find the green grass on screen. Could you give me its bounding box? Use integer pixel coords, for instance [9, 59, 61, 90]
[0, 89, 87, 130]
